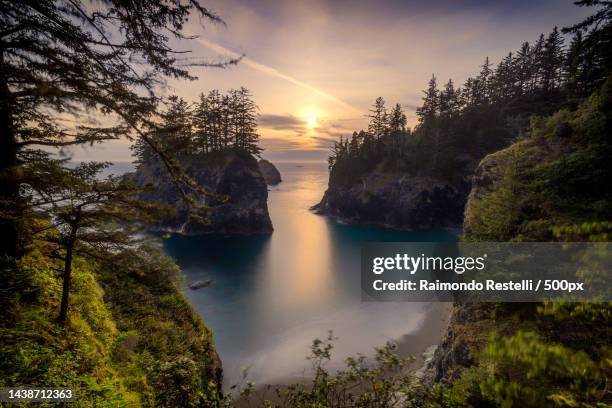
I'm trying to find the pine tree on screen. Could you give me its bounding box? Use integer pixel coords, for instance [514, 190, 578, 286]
[515, 42, 534, 95]
[26, 159, 167, 325]
[389, 104, 408, 133]
[132, 96, 193, 165]
[476, 57, 493, 104]
[540, 27, 565, 91]
[563, 0, 612, 93]
[532, 34, 546, 91]
[565, 32, 586, 97]
[491, 53, 515, 103]
[416, 75, 440, 124]
[439, 79, 460, 118]
[233, 87, 261, 154]
[193, 92, 212, 154]
[0, 1, 237, 259]
[367, 97, 389, 140]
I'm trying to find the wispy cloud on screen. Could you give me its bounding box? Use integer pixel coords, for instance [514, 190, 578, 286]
[259, 114, 305, 130]
[196, 37, 361, 113]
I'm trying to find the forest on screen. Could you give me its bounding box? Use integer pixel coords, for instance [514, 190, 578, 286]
[133, 87, 262, 167]
[329, 13, 610, 183]
[0, 0, 611, 407]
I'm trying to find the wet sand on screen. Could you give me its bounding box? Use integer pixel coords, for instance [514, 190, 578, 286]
[233, 302, 453, 406]
[395, 302, 452, 368]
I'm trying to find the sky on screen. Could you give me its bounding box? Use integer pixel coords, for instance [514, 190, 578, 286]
[69, 0, 591, 162]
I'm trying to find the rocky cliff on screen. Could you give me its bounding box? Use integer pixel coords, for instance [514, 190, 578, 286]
[258, 158, 282, 185]
[424, 142, 519, 385]
[315, 160, 472, 230]
[130, 149, 273, 235]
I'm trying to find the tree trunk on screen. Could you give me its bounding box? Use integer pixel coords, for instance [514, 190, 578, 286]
[0, 45, 24, 259]
[57, 237, 75, 326]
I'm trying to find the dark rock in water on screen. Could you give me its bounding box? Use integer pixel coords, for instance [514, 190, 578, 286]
[188, 280, 211, 290]
[258, 158, 282, 185]
[128, 149, 273, 235]
[315, 161, 471, 230]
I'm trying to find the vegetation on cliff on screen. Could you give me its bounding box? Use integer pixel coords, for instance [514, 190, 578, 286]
[323, 0, 610, 230]
[427, 66, 612, 408]
[0, 242, 220, 407]
[309, 2, 612, 407]
[131, 93, 272, 234]
[0, 2, 232, 406]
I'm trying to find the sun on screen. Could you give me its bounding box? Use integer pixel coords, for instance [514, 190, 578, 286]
[306, 114, 318, 130]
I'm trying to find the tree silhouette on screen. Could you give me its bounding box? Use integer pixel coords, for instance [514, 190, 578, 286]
[25, 158, 167, 325]
[0, 0, 238, 258]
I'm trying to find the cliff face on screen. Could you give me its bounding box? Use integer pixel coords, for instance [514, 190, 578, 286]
[258, 158, 282, 185]
[424, 144, 516, 385]
[315, 161, 471, 230]
[131, 150, 273, 235]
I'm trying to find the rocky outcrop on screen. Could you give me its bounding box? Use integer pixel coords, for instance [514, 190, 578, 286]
[129, 149, 273, 235]
[423, 303, 496, 385]
[258, 159, 282, 185]
[424, 143, 523, 385]
[315, 161, 471, 230]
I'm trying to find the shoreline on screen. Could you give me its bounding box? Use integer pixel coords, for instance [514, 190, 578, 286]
[395, 302, 452, 370]
[234, 301, 453, 405]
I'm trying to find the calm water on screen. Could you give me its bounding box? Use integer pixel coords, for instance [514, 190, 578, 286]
[163, 161, 457, 386]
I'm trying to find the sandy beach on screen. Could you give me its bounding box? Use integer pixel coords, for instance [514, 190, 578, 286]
[234, 302, 453, 406]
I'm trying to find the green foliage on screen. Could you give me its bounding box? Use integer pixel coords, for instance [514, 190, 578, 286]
[467, 146, 539, 241]
[440, 46, 612, 408]
[235, 332, 419, 408]
[0, 242, 220, 407]
[466, 74, 612, 242]
[97, 244, 220, 407]
[0, 250, 140, 407]
[440, 331, 611, 408]
[0, 0, 235, 258]
[482, 331, 607, 407]
[133, 87, 262, 167]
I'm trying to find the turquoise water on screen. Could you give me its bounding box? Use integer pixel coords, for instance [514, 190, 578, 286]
[163, 161, 457, 386]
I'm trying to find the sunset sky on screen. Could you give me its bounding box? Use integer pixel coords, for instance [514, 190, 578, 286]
[70, 0, 589, 162]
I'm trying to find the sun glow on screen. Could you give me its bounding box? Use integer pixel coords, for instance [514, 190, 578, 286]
[303, 109, 319, 130]
[307, 116, 317, 129]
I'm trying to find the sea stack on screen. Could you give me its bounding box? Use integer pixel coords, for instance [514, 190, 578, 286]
[128, 150, 273, 235]
[258, 158, 282, 185]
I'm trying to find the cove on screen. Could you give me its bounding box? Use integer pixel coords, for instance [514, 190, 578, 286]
[163, 160, 457, 387]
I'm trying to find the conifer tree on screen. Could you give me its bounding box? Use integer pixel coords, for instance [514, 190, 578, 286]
[367, 97, 389, 140]
[133, 96, 193, 164]
[565, 32, 587, 97]
[476, 57, 493, 104]
[0, 1, 237, 258]
[25, 159, 167, 325]
[416, 75, 440, 124]
[439, 79, 460, 118]
[563, 0, 612, 93]
[233, 87, 262, 154]
[193, 92, 213, 154]
[389, 104, 408, 133]
[515, 42, 534, 95]
[532, 34, 546, 91]
[540, 27, 565, 91]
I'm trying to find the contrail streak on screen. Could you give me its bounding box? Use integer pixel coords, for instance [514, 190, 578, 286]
[196, 38, 360, 113]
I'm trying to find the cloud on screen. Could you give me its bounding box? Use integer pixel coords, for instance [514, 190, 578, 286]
[310, 135, 340, 149]
[195, 37, 361, 113]
[259, 114, 305, 131]
[260, 136, 305, 152]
